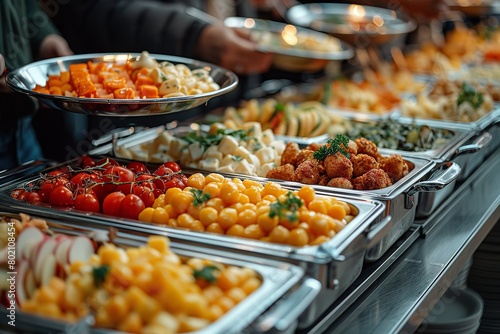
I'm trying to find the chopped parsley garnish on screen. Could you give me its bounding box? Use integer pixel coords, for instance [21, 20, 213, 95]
[190, 188, 211, 206]
[457, 82, 484, 110]
[232, 155, 243, 162]
[269, 191, 303, 223]
[313, 134, 350, 161]
[181, 129, 247, 150]
[193, 265, 220, 283]
[92, 265, 110, 287]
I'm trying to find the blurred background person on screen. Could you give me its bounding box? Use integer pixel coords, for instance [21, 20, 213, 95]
[0, 0, 73, 170]
[36, 0, 275, 162]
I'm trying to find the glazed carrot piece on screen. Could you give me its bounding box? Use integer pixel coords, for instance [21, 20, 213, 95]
[139, 85, 159, 98]
[60, 71, 70, 84]
[113, 87, 135, 99]
[135, 75, 155, 87]
[76, 80, 97, 97]
[105, 78, 127, 93]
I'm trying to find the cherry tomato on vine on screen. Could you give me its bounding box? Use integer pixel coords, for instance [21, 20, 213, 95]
[70, 172, 93, 188]
[96, 158, 119, 168]
[153, 166, 173, 177]
[120, 194, 145, 220]
[136, 174, 156, 189]
[165, 178, 185, 190]
[80, 155, 96, 168]
[48, 170, 65, 177]
[49, 185, 74, 207]
[126, 162, 148, 174]
[163, 161, 181, 172]
[102, 166, 136, 194]
[26, 192, 41, 205]
[133, 185, 155, 208]
[102, 192, 126, 216]
[74, 193, 100, 213]
[39, 177, 70, 203]
[11, 189, 26, 200]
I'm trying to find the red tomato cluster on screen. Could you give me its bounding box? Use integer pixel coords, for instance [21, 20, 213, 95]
[11, 157, 186, 220]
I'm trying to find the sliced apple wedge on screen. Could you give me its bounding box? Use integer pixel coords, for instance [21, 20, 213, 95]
[67, 236, 95, 264]
[16, 226, 45, 261]
[34, 238, 57, 283]
[25, 268, 36, 299]
[39, 254, 56, 287]
[15, 260, 30, 307]
[55, 238, 73, 265]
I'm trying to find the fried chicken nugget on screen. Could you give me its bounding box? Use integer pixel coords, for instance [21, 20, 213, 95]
[378, 154, 409, 183]
[296, 149, 315, 166]
[267, 163, 295, 181]
[352, 169, 392, 190]
[354, 137, 380, 159]
[293, 160, 321, 184]
[318, 175, 331, 186]
[327, 177, 353, 189]
[351, 153, 379, 177]
[324, 152, 353, 179]
[345, 140, 358, 157]
[281, 142, 301, 166]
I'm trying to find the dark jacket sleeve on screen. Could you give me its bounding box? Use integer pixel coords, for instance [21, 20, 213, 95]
[25, 0, 59, 59]
[46, 0, 209, 58]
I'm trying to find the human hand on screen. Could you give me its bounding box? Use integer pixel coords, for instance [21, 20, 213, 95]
[38, 34, 73, 60]
[195, 25, 273, 75]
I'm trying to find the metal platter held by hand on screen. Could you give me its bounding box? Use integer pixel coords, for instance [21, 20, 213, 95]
[6, 52, 238, 117]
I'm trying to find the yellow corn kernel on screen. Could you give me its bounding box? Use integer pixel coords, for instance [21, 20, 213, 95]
[199, 206, 218, 227]
[147, 235, 170, 254]
[226, 224, 245, 237]
[187, 173, 206, 189]
[217, 208, 238, 230]
[237, 209, 257, 227]
[220, 182, 240, 205]
[257, 213, 278, 233]
[152, 207, 170, 224]
[138, 207, 154, 222]
[298, 185, 315, 204]
[287, 228, 309, 247]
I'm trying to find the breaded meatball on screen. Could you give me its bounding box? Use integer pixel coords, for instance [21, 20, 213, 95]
[324, 152, 353, 179]
[281, 142, 300, 166]
[292, 160, 321, 184]
[267, 164, 295, 181]
[344, 140, 358, 157]
[296, 149, 315, 166]
[352, 169, 392, 190]
[351, 154, 379, 177]
[378, 154, 409, 183]
[307, 142, 324, 151]
[318, 175, 331, 186]
[354, 137, 380, 159]
[327, 177, 353, 189]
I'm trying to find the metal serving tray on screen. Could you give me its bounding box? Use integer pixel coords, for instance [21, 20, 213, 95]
[239, 154, 460, 262]
[0, 165, 386, 330]
[0, 211, 320, 334]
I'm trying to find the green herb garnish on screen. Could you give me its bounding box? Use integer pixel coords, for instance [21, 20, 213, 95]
[232, 155, 243, 162]
[313, 134, 350, 161]
[457, 82, 484, 110]
[92, 265, 110, 288]
[190, 188, 211, 206]
[193, 265, 220, 283]
[269, 191, 303, 223]
[181, 129, 247, 150]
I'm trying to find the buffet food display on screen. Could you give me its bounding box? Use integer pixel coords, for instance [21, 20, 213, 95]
[2, 10, 500, 334]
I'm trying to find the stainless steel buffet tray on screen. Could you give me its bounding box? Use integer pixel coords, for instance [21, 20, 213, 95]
[243, 154, 461, 262]
[0, 211, 320, 334]
[0, 164, 386, 330]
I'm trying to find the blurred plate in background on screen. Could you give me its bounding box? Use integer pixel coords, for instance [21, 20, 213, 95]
[224, 17, 354, 72]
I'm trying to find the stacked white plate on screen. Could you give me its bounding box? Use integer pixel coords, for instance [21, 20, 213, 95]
[416, 287, 484, 334]
[451, 257, 474, 290]
[467, 220, 500, 334]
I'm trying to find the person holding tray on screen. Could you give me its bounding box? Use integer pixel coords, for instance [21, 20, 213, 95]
[0, 0, 73, 170]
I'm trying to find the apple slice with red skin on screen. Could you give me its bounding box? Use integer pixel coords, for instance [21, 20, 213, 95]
[39, 254, 57, 287]
[54, 238, 73, 265]
[67, 236, 95, 264]
[15, 226, 45, 260]
[33, 238, 58, 283]
[24, 268, 36, 299]
[15, 260, 30, 307]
